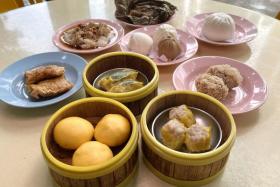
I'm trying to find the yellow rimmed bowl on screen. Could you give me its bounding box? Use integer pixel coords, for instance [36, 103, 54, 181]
[83, 52, 159, 115]
[141, 90, 236, 187]
[41, 97, 138, 187]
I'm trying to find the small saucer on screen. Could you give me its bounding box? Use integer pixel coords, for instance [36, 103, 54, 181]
[173, 56, 268, 114]
[119, 25, 198, 66]
[150, 106, 222, 153]
[186, 12, 257, 46]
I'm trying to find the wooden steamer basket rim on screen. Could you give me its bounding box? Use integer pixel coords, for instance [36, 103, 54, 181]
[82, 51, 159, 103]
[141, 90, 236, 166]
[40, 97, 138, 179]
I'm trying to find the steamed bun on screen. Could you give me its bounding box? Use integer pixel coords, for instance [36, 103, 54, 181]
[202, 12, 235, 41]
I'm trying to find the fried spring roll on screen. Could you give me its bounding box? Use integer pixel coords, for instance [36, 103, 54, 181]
[25, 65, 65, 84]
[27, 76, 73, 99]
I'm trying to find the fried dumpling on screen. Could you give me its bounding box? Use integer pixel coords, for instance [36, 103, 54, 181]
[27, 75, 73, 99]
[108, 79, 144, 93]
[160, 119, 186, 150]
[169, 105, 196, 128]
[25, 65, 65, 84]
[185, 124, 211, 153]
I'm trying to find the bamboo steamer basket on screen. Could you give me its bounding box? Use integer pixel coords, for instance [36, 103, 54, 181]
[41, 97, 138, 187]
[83, 52, 159, 115]
[141, 91, 236, 186]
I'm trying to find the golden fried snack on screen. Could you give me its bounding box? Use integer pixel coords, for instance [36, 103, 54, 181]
[27, 75, 73, 99]
[25, 65, 65, 84]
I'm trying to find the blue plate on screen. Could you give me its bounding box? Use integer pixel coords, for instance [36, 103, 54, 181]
[0, 52, 86, 108]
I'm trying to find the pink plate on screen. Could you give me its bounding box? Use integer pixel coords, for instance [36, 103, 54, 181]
[119, 25, 198, 66]
[186, 13, 257, 46]
[173, 56, 268, 114]
[53, 19, 124, 54]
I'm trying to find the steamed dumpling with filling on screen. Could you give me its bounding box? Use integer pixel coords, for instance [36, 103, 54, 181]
[202, 12, 235, 41]
[160, 119, 186, 150]
[98, 69, 138, 91]
[108, 79, 144, 93]
[185, 123, 211, 153]
[169, 105, 196, 128]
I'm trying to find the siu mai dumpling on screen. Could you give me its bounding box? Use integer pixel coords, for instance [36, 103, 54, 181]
[108, 80, 144, 93]
[185, 124, 211, 153]
[160, 119, 186, 150]
[169, 105, 196, 128]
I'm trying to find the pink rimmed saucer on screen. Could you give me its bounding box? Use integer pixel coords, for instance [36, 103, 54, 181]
[53, 19, 124, 54]
[186, 13, 257, 46]
[172, 56, 267, 114]
[119, 25, 198, 66]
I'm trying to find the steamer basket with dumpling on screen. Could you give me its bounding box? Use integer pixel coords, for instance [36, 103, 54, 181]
[40, 97, 138, 187]
[83, 52, 159, 115]
[141, 90, 236, 186]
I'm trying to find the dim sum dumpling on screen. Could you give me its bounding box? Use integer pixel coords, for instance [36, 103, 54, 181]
[185, 123, 211, 153]
[108, 79, 144, 93]
[98, 69, 139, 91]
[169, 105, 196, 128]
[206, 64, 243, 89]
[160, 119, 186, 150]
[202, 12, 235, 41]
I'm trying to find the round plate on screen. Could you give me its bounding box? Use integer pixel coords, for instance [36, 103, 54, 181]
[0, 52, 86, 108]
[150, 107, 222, 153]
[119, 26, 198, 66]
[115, 14, 175, 29]
[172, 56, 268, 114]
[186, 13, 257, 46]
[53, 19, 124, 54]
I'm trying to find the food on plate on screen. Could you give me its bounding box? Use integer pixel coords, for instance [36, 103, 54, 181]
[158, 36, 181, 60]
[153, 24, 177, 46]
[108, 79, 144, 93]
[115, 0, 176, 25]
[128, 32, 153, 55]
[160, 119, 186, 150]
[53, 117, 94, 150]
[25, 65, 65, 84]
[185, 123, 211, 152]
[72, 141, 113, 166]
[153, 24, 181, 60]
[201, 12, 235, 41]
[61, 22, 115, 49]
[97, 68, 144, 93]
[206, 64, 243, 89]
[195, 73, 229, 100]
[169, 105, 196, 128]
[27, 75, 73, 99]
[94, 114, 131, 147]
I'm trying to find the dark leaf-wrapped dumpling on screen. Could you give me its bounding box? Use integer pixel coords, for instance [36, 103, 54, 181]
[115, 0, 177, 25]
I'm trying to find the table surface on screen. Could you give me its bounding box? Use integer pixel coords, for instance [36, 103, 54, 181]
[0, 0, 280, 186]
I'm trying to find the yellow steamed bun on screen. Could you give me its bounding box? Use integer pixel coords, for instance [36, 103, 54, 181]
[94, 114, 131, 147]
[54, 117, 94, 150]
[72, 141, 113, 166]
